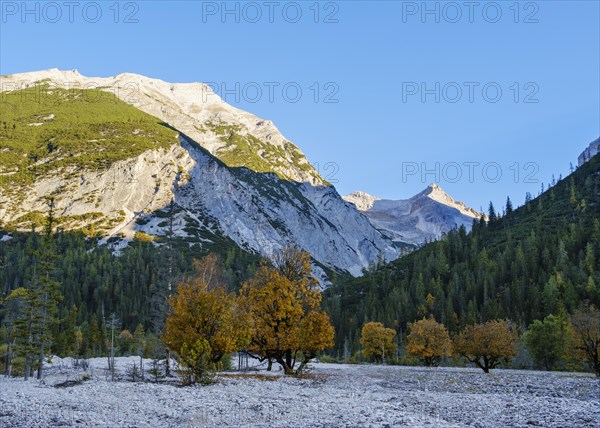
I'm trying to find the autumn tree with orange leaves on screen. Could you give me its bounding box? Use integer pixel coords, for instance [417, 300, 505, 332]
[405, 317, 452, 367]
[162, 263, 249, 384]
[360, 322, 397, 363]
[240, 248, 334, 376]
[454, 319, 517, 373]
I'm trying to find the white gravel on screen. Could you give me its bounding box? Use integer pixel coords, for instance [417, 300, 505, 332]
[0, 357, 598, 427]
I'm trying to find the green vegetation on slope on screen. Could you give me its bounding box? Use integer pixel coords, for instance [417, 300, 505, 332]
[323, 154, 600, 357]
[0, 84, 177, 190]
[204, 122, 326, 184]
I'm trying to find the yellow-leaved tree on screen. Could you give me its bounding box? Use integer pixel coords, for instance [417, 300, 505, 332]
[571, 303, 600, 377]
[240, 248, 334, 375]
[406, 317, 452, 367]
[454, 319, 517, 373]
[162, 270, 249, 384]
[360, 322, 397, 363]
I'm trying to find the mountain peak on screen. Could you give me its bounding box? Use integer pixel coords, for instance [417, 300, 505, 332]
[343, 191, 380, 211]
[1, 69, 325, 186]
[578, 137, 600, 167]
[419, 184, 483, 219]
[416, 183, 455, 204]
[423, 183, 446, 196]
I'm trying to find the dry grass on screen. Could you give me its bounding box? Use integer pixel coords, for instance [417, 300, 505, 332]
[220, 373, 282, 381]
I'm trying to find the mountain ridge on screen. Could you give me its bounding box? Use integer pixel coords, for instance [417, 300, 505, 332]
[0, 69, 484, 276]
[0, 71, 399, 277]
[0, 68, 324, 185]
[343, 184, 484, 246]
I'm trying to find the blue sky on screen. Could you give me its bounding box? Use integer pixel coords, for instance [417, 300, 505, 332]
[1, 1, 599, 212]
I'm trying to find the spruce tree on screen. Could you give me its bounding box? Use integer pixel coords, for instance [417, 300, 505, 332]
[16, 198, 63, 380]
[488, 202, 497, 223]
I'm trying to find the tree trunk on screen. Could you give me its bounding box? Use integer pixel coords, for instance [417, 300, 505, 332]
[267, 359, 272, 371]
[24, 354, 30, 381]
[276, 356, 294, 375]
[165, 349, 171, 377]
[296, 352, 315, 377]
[5, 337, 12, 377]
[37, 339, 45, 380]
[36, 286, 50, 381]
[591, 345, 599, 377]
[24, 311, 34, 381]
[470, 356, 487, 373]
[296, 360, 308, 376]
[285, 350, 294, 372]
[140, 355, 144, 381]
[482, 356, 491, 373]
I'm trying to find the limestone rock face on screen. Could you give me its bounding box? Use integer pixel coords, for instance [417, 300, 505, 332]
[0, 69, 399, 277]
[344, 184, 484, 246]
[578, 138, 600, 167]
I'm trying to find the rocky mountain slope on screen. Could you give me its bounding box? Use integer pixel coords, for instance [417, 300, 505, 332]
[0, 69, 398, 277]
[0, 68, 322, 184]
[344, 184, 483, 245]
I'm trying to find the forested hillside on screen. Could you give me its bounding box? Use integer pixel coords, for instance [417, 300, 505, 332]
[324, 154, 600, 357]
[0, 231, 260, 357]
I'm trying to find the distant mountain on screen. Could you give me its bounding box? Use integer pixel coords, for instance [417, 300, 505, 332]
[343, 184, 483, 246]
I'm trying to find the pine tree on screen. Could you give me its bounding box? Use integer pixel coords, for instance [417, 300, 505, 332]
[88, 317, 100, 357]
[17, 198, 63, 380]
[505, 197, 514, 215]
[488, 202, 497, 223]
[106, 313, 120, 381]
[1, 288, 28, 376]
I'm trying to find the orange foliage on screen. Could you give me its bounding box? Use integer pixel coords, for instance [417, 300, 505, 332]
[454, 319, 517, 373]
[240, 248, 334, 375]
[163, 277, 248, 383]
[405, 317, 452, 367]
[360, 322, 397, 363]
